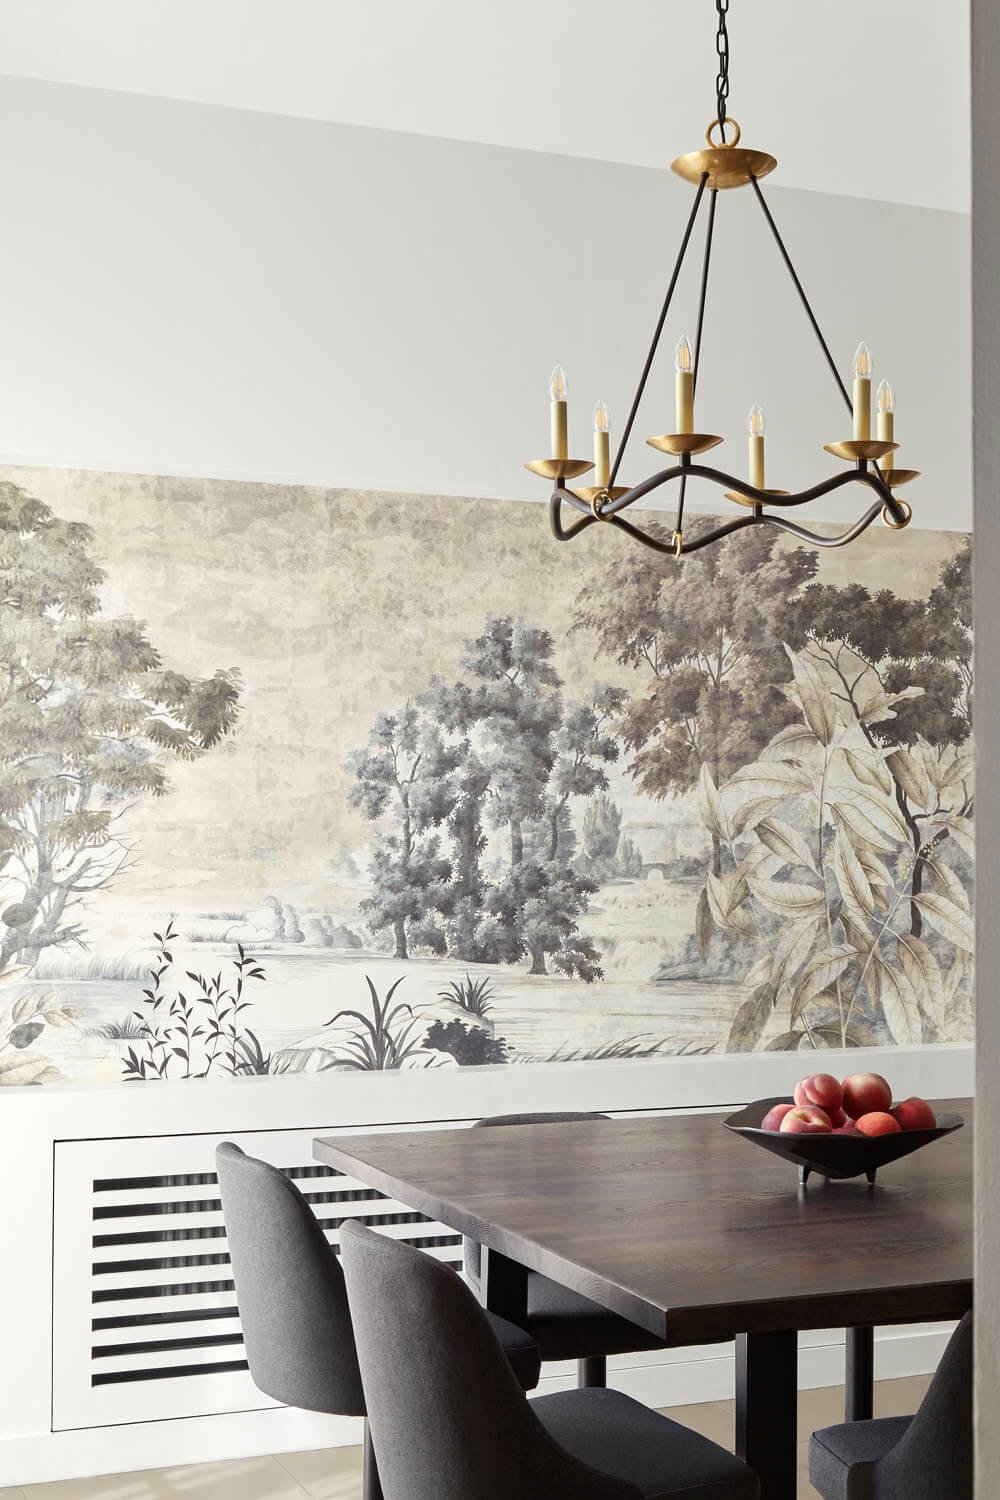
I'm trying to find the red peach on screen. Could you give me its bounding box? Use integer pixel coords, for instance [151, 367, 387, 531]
[793, 1080, 810, 1107]
[780, 1106, 832, 1135]
[833, 1123, 863, 1135]
[854, 1111, 902, 1137]
[796, 1073, 844, 1112]
[826, 1106, 848, 1129]
[842, 1073, 892, 1119]
[761, 1102, 797, 1132]
[891, 1097, 937, 1131]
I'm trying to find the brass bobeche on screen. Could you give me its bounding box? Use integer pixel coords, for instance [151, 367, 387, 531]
[880, 468, 921, 489]
[672, 119, 777, 192]
[646, 433, 724, 457]
[723, 488, 791, 508]
[824, 439, 899, 463]
[575, 486, 632, 503]
[524, 458, 594, 481]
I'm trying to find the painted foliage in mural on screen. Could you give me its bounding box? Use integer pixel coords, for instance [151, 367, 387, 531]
[0, 469, 973, 1083]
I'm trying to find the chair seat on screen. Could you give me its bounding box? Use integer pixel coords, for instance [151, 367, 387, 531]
[809, 1416, 912, 1500]
[532, 1387, 759, 1500]
[485, 1310, 541, 1390]
[526, 1271, 667, 1360]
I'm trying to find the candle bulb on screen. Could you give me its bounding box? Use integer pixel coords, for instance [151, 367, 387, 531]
[593, 400, 611, 487]
[549, 365, 568, 462]
[747, 404, 766, 490]
[853, 342, 873, 442]
[876, 378, 896, 469]
[675, 335, 694, 434]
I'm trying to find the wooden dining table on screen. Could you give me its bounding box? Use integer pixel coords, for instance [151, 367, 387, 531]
[314, 1097, 972, 1500]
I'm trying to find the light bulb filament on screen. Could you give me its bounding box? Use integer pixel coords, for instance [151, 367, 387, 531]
[549, 365, 568, 402]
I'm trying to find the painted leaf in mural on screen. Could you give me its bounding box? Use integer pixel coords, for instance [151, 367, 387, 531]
[912, 892, 975, 954]
[897, 933, 947, 1032]
[783, 646, 840, 746]
[697, 764, 732, 845]
[789, 946, 855, 1025]
[833, 826, 877, 920]
[755, 817, 817, 875]
[870, 950, 923, 1047]
[726, 981, 776, 1052]
[749, 879, 827, 919]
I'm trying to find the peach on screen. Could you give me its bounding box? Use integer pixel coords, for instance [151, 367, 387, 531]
[842, 1073, 892, 1120]
[833, 1123, 863, 1135]
[891, 1097, 937, 1132]
[854, 1111, 902, 1137]
[794, 1073, 844, 1112]
[761, 1102, 796, 1132]
[826, 1106, 849, 1129]
[780, 1106, 832, 1135]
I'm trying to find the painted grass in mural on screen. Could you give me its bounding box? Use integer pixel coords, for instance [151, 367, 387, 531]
[0, 474, 972, 1082]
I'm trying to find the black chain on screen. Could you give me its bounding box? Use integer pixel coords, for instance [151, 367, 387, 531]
[715, 0, 730, 141]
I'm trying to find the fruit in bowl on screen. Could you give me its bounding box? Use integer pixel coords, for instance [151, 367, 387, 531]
[761, 1101, 797, 1132]
[842, 1073, 892, 1119]
[780, 1106, 832, 1135]
[793, 1073, 843, 1113]
[892, 1097, 938, 1131]
[855, 1111, 902, 1136]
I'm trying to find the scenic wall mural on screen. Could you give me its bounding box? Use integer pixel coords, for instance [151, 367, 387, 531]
[0, 468, 973, 1085]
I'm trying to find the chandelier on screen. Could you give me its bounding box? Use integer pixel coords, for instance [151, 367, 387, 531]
[525, 0, 915, 558]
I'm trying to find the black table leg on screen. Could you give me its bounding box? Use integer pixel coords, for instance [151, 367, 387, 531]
[845, 1325, 874, 1421]
[481, 1245, 529, 1325]
[735, 1330, 798, 1500]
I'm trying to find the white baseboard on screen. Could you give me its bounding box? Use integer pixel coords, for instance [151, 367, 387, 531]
[0, 1323, 953, 1487]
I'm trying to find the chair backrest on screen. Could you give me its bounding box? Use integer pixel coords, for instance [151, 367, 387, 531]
[340, 1219, 640, 1500]
[873, 1310, 972, 1500]
[465, 1112, 609, 1284]
[215, 1142, 365, 1416]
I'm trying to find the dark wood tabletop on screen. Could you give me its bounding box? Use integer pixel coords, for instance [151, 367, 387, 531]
[314, 1098, 972, 1345]
[315, 1100, 971, 1500]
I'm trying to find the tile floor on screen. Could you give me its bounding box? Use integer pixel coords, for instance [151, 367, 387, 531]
[0, 1374, 931, 1500]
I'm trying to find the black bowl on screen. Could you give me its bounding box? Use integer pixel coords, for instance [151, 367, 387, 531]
[723, 1096, 964, 1186]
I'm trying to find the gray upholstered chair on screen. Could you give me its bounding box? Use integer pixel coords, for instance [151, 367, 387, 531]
[809, 1311, 972, 1500]
[466, 1112, 670, 1388]
[215, 1142, 541, 1500]
[341, 1217, 759, 1500]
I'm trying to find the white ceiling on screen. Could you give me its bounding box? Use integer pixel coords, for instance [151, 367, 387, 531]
[0, 0, 970, 213]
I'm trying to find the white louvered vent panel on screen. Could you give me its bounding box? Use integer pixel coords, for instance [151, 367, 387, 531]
[52, 1124, 465, 1431]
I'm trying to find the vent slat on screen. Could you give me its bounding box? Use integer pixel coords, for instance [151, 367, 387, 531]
[54, 1123, 475, 1426]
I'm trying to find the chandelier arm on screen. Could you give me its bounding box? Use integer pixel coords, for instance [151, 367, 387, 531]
[749, 175, 853, 417]
[608, 173, 710, 488]
[548, 493, 599, 539]
[749, 501, 889, 550]
[591, 500, 889, 559]
[676, 187, 720, 536]
[594, 463, 873, 518]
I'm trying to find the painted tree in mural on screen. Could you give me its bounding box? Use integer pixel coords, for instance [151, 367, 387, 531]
[788, 537, 973, 937]
[349, 616, 623, 978]
[347, 702, 460, 959]
[0, 482, 242, 970]
[574, 517, 817, 953]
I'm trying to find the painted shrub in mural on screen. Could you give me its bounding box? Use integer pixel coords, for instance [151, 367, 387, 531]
[0, 472, 973, 1082]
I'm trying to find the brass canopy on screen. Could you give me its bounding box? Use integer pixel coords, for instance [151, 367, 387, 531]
[672, 121, 776, 191]
[524, 458, 594, 481]
[824, 439, 899, 464]
[646, 433, 724, 457]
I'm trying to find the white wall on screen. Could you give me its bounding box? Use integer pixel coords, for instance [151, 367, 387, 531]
[0, 73, 971, 530]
